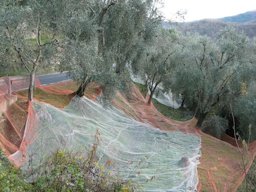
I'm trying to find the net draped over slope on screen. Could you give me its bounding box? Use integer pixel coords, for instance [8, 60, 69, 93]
[23, 96, 201, 192]
[130, 74, 181, 109]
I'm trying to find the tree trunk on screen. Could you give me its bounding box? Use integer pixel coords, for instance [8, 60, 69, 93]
[147, 81, 161, 105]
[115, 63, 121, 74]
[147, 89, 154, 105]
[28, 69, 36, 101]
[75, 79, 91, 97]
[180, 97, 185, 108]
[76, 83, 86, 97]
[97, 29, 104, 55]
[97, 1, 116, 56]
[195, 111, 208, 127]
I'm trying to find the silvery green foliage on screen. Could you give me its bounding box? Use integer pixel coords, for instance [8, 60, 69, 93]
[0, 0, 65, 99]
[0, 1, 30, 74]
[234, 88, 256, 141]
[102, 0, 161, 74]
[59, 0, 161, 99]
[132, 28, 182, 103]
[58, 0, 118, 99]
[61, 40, 102, 83]
[201, 115, 228, 139]
[0, 0, 60, 76]
[171, 28, 251, 125]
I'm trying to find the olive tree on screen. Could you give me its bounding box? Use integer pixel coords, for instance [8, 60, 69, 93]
[234, 93, 256, 141]
[133, 29, 182, 104]
[60, 0, 161, 98]
[102, 0, 160, 75]
[0, 0, 61, 100]
[233, 38, 256, 141]
[171, 28, 250, 126]
[58, 0, 99, 97]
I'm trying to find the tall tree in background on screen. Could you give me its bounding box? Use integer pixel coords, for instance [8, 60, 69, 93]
[171, 28, 250, 126]
[232, 37, 256, 140]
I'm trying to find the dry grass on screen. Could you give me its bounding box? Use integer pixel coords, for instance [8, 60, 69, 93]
[18, 88, 72, 108]
[0, 97, 28, 154]
[198, 133, 244, 191]
[5, 101, 27, 134]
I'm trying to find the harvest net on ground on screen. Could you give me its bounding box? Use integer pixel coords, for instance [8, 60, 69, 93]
[4, 78, 253, 191]
[0, 77, 39, 162]
[21, 96, 201, 192]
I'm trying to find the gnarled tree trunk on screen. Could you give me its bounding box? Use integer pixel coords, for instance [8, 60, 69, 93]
[147, 80, 161, 105]
[28, 66, 38, 101]
[195, 111, 208, 127]
[75, 78, 92, 97]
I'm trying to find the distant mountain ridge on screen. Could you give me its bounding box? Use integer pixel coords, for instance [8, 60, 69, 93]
[220, 11, 256, 23]
[164, 11, 256, 38]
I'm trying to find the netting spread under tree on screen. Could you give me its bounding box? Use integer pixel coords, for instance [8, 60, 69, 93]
[19, 97, 201, 192]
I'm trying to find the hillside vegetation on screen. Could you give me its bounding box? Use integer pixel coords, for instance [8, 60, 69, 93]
[166, 11, 256, 38]
[0, 1, 256, 191]
[221, 11, 256, 23]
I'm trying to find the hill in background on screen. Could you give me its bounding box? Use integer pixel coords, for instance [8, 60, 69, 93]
[221, 11, 256, 23]
[164, 11, 256, 38]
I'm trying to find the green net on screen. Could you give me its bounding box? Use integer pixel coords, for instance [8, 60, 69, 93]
[22, 97, 201, 191]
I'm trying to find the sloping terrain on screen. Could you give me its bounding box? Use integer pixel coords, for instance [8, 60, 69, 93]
[21, 97, 200, 191]
[31, 81, 256, 191]
[164, 11, 256, 38]
[0, 80, 255, 191]
[168, 20, 256, 38]
[113, 85, 256, 192]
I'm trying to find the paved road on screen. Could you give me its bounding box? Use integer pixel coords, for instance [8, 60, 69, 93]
[38, 72, 71, 85]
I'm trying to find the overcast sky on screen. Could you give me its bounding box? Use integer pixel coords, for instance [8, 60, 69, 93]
[159, 0, 256, 22]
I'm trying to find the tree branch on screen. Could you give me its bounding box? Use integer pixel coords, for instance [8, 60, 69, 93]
[5, 27, 31, 72]
[34, 14, 42, 65]
[98, 1, 116, 26]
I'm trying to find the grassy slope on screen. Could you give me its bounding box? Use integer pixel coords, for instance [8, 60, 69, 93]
[152, 99, 193, 121]
[134, 82, 192, 121]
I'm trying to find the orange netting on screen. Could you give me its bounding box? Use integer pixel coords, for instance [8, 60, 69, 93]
[112, 84, 256, 192]
[0, 79, 255, 191]
[8, 101, 37, 167]
[37, 80, 75, 95]
[0, 76, 39, 167]
[10, 77, 41, 92]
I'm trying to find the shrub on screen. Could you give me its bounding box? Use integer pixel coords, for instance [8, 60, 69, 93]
[31, 150, 135, 192]
[0, 150, 32, 192]
[202, 115, 228, 139]
[238, 160, 256, 192]
[0, 148, 135, 192]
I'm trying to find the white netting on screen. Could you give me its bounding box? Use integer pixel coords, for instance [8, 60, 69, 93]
[152, 88, 181, 109]
[130, 74, 181, 109]
[22, 97, 201, 191]
[130, 73, 145, 85]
